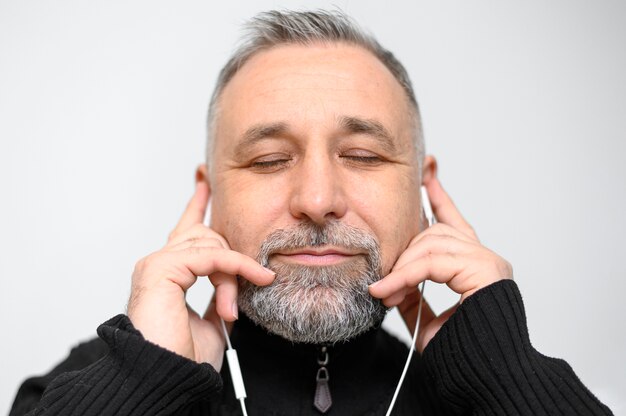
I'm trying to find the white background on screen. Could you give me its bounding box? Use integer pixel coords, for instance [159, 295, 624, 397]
[1, 1, 625, 414]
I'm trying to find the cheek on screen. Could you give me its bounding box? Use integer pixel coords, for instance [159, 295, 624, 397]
[352, 172, 421, 274]
[210, 175, 286, 257]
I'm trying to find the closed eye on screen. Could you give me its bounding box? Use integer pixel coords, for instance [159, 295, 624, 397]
[342, 155, 383, 164]
[340, 149, 386, 166]
[250, 155, 292, 172]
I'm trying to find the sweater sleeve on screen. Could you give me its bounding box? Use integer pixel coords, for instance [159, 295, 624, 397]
[421, 280, 613, 416]
[10, 315, 223, 416]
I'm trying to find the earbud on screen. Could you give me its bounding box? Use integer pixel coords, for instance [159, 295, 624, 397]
[421, 186, 435, 227]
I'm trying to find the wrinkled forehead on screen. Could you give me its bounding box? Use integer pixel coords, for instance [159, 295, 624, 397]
[212, 43, 416, 157]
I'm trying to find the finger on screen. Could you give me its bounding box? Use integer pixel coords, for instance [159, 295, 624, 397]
[370, 253, 466, 298]
[210, 272, 239, 322]
[392, 233, 476, 272]
[170, 181, 210, 240]
[426, 177, 477, 240]
[153, 248, 275, 290]
[412, 222, 475, 244]
[166, 235, 228, 253]
[374, 251, 504, 302]
[190, 298, 228, 366]
[417, 303, 459, 353]
[203, 294, 234, 333]
[166, 223, 230, 249]
[381, 287, 407, 308]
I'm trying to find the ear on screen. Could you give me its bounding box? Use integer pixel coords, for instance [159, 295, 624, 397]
[195, 164, 211, 188]
[421, 155, 437, 186]
[195, 163, 212, 204]
[195, 164, 213, 225]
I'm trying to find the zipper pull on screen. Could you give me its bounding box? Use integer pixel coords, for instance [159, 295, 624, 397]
[314, 346, 332, 414]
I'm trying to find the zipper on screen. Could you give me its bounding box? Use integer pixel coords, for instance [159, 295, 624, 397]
[313, 345, 332, 413]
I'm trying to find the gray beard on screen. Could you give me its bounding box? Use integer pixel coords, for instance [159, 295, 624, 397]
[238, 221, 388, 344]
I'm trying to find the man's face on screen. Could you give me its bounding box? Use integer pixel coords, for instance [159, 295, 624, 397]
[208, 43, 423, 341]
[210, 42, 421, 270]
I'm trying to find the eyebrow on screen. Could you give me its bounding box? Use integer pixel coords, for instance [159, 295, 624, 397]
[338, 116, 397, 153]
[234, 122, 289, 157]
[233, 116, 397, 156]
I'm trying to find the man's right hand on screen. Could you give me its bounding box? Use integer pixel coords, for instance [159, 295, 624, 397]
[127, 180, 275, 370]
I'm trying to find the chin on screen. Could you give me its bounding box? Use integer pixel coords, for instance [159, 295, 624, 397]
[238, 262, 388, 344]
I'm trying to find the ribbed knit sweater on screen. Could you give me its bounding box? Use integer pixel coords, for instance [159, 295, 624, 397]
[10, 280, 613, 415]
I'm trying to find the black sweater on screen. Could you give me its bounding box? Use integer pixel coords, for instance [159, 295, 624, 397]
[10, 280, 613, 415]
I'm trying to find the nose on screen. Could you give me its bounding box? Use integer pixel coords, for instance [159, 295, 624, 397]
[288, 153, 347, 224]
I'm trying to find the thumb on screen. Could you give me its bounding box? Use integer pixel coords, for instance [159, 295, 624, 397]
[396, 287, 436, 339]
[416, 303, 458, 353]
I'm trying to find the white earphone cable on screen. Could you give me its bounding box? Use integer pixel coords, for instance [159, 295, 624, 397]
[208, 188, 435, 416]
[205, 206, 249, 416]
[384, 186, 435, 415]
[384, 280, 426, 416]
[220, 317, 249, 416]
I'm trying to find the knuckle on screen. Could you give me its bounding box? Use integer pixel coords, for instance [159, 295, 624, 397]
[420, 233, 435, 243]
[137, 251, 166, 273]
[209, 232, 229, 247]
[134, 256, 145, 269]
[134, 256, 149, 274]
[483, 256, 511, 279]
[425, 251, 436, 266]
[185, 245, 207, 256]
[207, 237, 226, 248]
[140, 254, 155, 269]
[185, 237, 201, 247]
[422, 233, 441, 245]
[502, 260, 514, 277]
[167, 230, 179, 242]
[185, 245, 222, 261]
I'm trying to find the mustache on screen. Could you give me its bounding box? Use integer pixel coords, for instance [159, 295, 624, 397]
[256, 220, 381, 268]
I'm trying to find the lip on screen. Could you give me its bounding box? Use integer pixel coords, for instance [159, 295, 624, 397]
[272, 247, 363, 266]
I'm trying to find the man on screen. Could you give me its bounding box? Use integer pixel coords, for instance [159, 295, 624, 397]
[10, 9, 612, 416]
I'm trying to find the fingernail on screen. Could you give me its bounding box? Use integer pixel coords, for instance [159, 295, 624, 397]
[369, 280, 381, 288]
[263, 267, 276, 276]
[231, 301, 238, 320]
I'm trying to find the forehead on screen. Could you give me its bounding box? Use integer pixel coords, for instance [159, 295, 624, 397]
[214, 42, 414, 152]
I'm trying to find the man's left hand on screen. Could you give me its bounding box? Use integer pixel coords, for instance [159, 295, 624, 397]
[368, 177, 513, 352]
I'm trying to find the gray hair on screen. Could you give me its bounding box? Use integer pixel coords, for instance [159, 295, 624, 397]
[239, 219, 387, 343]
[206, 9, 424, 171]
